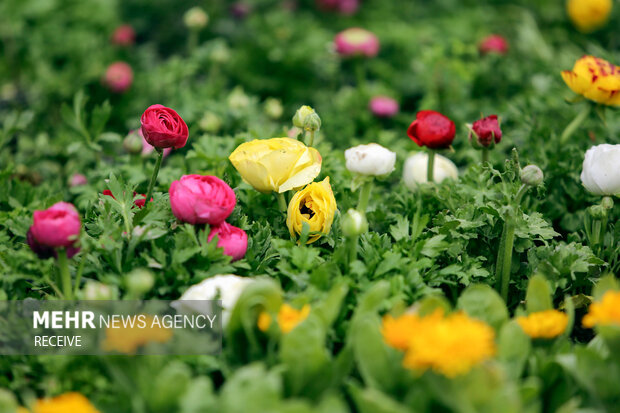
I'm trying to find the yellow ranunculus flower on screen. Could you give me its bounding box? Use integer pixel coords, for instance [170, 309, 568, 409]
[19, 392, 100, 413]
[517, 309, 569, 339]
[567, 0, 612, 32]
[583, 290, 620, 328]
[286, 177, 337, 244]
[561, 55, 620, 106]
[229, 138, 322, 193]
[257, 303, 311, 334]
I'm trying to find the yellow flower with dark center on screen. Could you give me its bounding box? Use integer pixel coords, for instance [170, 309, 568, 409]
[18, 392, 99, 413]
[401, 310, 496, 378]
[258, 303, 311, 334]
[583, 290, 620, 328]
[517, 310, 569, 339]
[286, 177, 337, 244]
[101, 315, 173, 354]
[567, 0, 612, 32]
[561, 55, 620, 106]
[229, 138, 322, 193]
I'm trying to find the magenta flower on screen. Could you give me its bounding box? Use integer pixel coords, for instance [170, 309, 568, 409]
[208, 222, 248, 261]
[140, 105, 189, 150]
[69, 174, 88, 187]
[169, 175, 237, 225]
[369, 96, 399, 118]
[30, 202, 81, 249]
[479, 35, 509, 55]
[111, 24, 135, 47]
[470, 115, 502, 147]
[104, 62, 133, 93]
[334, 28, 379, 58]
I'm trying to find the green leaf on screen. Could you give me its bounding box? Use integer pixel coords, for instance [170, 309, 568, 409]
[457, 284, 508, 330]
[525, 274, 553, 313]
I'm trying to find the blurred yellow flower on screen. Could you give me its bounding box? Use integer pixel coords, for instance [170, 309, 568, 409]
[18, 392, 99, 413]
[583, 290, 620, 328]
[101, 315, 173, 354]
[567, 0, 612, 32]
[229, 138, 322, 193]
[382, 311, 442, 351]
[401, 310, 496, 377]
[561, 55, 620, 106]
[286, 177, 337, 244]
[517, 310, 569, 339]
[258, 303, 310, 334]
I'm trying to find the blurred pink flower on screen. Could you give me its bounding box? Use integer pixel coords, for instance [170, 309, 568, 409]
[369, 96, 399, 118]
[69, 173, 88, 187]
[317, 0, 359, 14]
[334, 28, 379, 58]
[111, 24, 135, 47]
[104, 62, 133, 93]
[479, 35, 509, 55]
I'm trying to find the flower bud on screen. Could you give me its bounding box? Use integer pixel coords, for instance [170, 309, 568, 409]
[469, 115, 502, 148]
[141, 104, 188, 149]
[520, 165, 544, 187]
[342, 209, 368, 237]
[227, 87, 250, 111]
[210, 42, 231, 64]
[264, 98, 283, 120]
[125, 268, 155, 295]
[407, 110, 456, 149]
[292, 105, 316, 129]
[83, 281, 116, 300]
[199, 111, 223, 133]
[479, 34, 509, 55]
[581, 144, 620, 196]
[369, 96, 399, 118]
[69, 173, 88, 188]
[589, 204, 607, 219]
[403, 152, 458, 188]
[303, 112, 321, 132]
[111, 25, 135, 47]
[103, 62, 133, 93]
[345, 143, 396, 176]
[334, 28, 380, 58]
[123, 130, 143, 154]
[183, 7, 209, 30]
[601, 196, 614, 210]
[208, 222, 248, 261]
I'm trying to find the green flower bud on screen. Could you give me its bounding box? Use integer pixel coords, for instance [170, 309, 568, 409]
[303, 112, 321, 132]
[520, 165, 544, 187]
[82, 281, 116, 300]
[342, 209, 368, 237]
[123, 130, 143, 154]
[292, 105, 315, 129]
[227, 86, 250, 111]
[264, 98, 283, 120]
[184, 7, 209, 30]
[199, 111, 222, 133]
[601, 196, 614, 210]
[589, 204, 607, 220]
[210, 42, 231, 64]
[126, 268, 155, 296]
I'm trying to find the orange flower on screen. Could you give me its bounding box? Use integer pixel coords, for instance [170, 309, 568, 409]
[381, 311, 442, 351]
[258, 304, 310, 334]
[561, 55, 620, 106]
[517, 310, 569, 339]
[583, 290, 620, 328]
[18, 392, 99, 413]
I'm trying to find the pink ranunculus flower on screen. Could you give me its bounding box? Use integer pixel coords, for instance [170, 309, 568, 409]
[470, 115, 502, 147]
[169, 175, 236, 225]
[334, 28, 379, 58]
[479, 34, 509, 55]
[69, 173, 88, 187]
[104, 62, 133, 93]
[111, 24, 135, 47]
[369, 96, 399, 118]
[30, 202, 81, 249]
[140, 104, 189, 150]
[138, 129, 172, 158]
[208, 222, 248, 261]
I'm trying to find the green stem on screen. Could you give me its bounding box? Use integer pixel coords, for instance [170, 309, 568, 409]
[57, 248, 72, 300]
[427, 150, 435, 183]
[357, 181, 373, 213]
[481, 148, 489, 164]
[355, 58, 367, 95]
[496, 213, 516, 302]
[276, 192, 288, 212]
[307, 130, 315, 147]
[187, 30, 198, 55]
[145, 148, 164, 205]
[514, 184, 529, 206]
[560, 104, 590, 144]
[74, 253, 86, 296]
[348, 235, 359, 265]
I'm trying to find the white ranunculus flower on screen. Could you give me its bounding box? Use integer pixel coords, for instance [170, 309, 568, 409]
[580, 144, 620, 196]
[171, 274, 254, 325]
[345, 143, 396, 176]
[403, 152, 458, 189]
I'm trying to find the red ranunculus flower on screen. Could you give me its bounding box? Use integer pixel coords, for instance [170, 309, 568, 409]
[140, 105, 189, 150]
[169, 175, 236, 225]
[30, 202, 81, 249]
[470, 115, 502, 147]
[208, 222, 248, 261]
[407, 110, 456, 149]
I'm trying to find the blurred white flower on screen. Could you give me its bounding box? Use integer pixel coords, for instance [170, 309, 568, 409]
[171, 274, 254, 325]
[345, 143, 396, 176]
[581, 144, 620, 196]
[403, 152, 458, 188]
